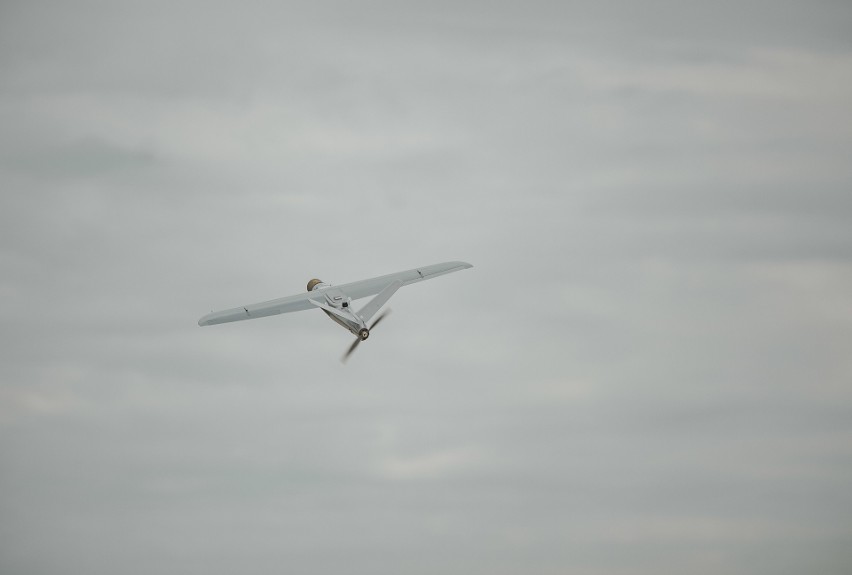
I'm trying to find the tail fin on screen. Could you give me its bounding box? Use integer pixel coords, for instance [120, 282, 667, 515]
[358, 280, 403, 323]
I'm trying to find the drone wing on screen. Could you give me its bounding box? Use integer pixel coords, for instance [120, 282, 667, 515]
[198, 260, 472, 326]
[332, 260, 472, 300]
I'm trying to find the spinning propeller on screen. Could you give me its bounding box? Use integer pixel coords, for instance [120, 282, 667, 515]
[341, 309, 392, 363]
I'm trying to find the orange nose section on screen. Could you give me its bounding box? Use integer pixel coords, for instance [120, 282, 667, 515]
[307, 278, 324, 292]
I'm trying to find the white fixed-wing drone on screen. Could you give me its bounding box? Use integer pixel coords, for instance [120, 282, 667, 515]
[198, 261, 473, 360]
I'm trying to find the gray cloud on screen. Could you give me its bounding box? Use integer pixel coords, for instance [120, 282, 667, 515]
[2, 1, 852, 574]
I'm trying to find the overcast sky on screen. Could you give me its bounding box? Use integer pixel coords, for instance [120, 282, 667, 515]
[2, 1, 852, 574]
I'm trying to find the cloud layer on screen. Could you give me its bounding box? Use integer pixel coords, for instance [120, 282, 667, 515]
[2, 1, 851, 574]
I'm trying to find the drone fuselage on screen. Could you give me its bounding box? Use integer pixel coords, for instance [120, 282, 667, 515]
[308, 283, 368, 338]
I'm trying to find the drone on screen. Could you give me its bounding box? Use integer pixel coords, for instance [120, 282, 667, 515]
[198, 261, 473, 361]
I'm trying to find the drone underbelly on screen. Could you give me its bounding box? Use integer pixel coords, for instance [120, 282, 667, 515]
[321, 308, 358, 335]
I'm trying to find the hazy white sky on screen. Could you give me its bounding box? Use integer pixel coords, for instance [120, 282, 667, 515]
[2, 1, 851, 574]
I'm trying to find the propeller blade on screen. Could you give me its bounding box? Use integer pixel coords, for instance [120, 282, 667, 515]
[370, 308, 392, 330]
[342, 309, 391, 363]
[342, 337, 361, 363]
